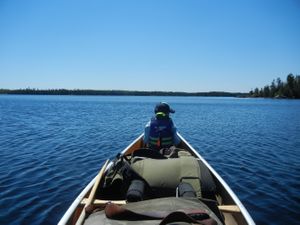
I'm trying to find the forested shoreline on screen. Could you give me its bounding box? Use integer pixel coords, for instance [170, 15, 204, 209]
[1, 73, 299, 98]
[0, 89, 246, 97]
[249, 73, 300, 99]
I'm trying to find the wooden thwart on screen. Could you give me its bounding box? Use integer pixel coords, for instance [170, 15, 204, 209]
[80, 198, 240, 214]
[218, 205, 241, 213]
[81, 198, 127, 205]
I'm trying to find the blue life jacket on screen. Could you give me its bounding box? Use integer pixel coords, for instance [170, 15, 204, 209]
[149, 116, 174, 150]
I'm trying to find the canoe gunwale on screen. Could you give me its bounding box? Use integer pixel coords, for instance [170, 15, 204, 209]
[58, 134, 143, 225]
[177, 133, 255, 225]
[58, 176, 96, 225]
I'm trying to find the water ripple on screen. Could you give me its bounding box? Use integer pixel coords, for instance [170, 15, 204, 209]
[0, 96, 300, 225]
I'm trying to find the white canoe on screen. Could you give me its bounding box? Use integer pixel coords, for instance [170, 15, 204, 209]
[58, 133, 255, 225]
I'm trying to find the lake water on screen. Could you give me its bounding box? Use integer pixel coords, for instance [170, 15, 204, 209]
[0, 95, 299, 225]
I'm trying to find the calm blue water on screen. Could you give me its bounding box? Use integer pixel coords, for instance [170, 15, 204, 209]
[0, 95, 299, 225]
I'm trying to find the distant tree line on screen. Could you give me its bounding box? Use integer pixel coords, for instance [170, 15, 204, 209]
[249, 73, 300, 99]
[0, 88, 247, 97]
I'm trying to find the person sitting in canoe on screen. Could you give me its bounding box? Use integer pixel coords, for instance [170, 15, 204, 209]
[144, 102, 181, 151]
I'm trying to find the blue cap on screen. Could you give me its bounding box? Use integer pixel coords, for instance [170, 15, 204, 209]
[154, 102, 175, 114]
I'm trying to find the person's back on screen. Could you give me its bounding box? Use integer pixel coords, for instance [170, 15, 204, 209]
[144, 102, 180, 150]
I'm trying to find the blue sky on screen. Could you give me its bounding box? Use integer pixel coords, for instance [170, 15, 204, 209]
[1, 0, 299, 92]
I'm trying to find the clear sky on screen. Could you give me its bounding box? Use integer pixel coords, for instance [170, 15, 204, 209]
[1, 0, 299, 92]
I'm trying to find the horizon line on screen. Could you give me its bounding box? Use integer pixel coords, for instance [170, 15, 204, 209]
[0, 88, 248, 97]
